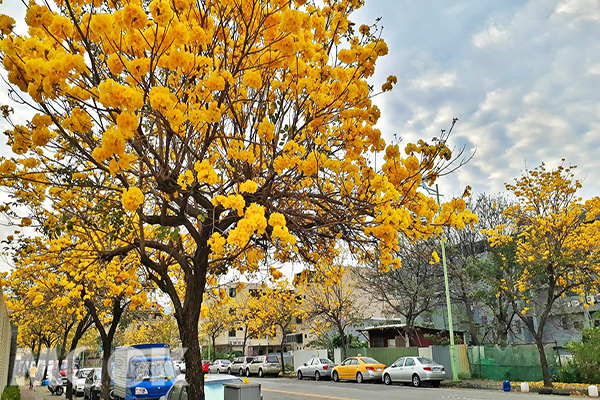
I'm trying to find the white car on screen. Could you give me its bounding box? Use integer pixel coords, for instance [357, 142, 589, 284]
[173, 360, 186, 374]
[382, 356, 446, 387]
[208, 360, 231, 374]
[75, 368, 94, 396]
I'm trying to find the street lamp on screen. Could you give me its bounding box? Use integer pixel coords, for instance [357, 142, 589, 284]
[421, 183, 459, 382]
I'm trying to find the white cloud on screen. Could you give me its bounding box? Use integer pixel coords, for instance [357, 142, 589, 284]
[472, 25, 508, 48]
[409, 72, 457, 91]
[554, 0, 600, 23]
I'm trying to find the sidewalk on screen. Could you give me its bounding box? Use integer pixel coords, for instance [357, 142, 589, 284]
[442, 379, 589, 396]
[20, 386, 53, 400]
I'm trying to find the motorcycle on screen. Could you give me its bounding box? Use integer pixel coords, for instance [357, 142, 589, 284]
[48, 375, 64, 396]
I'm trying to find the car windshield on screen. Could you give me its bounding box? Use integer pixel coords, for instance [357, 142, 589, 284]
[266, 356, 279, 363]
[359, 357, 379, 365]
[132, 360, 175, 381]
[77, 370, 91, 378]
[417, 358, 434, 365]
[319, 359, 332, 364]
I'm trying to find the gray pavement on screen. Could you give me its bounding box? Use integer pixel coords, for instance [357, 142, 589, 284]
[249, 378, 550, 400]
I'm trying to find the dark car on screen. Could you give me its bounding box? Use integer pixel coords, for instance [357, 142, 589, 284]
[160, 375, 262, 400]
[228, 357, 254, 375]
[83, 368, 101, 400]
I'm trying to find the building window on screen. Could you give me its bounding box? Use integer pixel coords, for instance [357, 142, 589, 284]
[229, 329, 236, 337]
[481, 316, 488, 325]
[304, 334, 307, 339]
[229, 288, 236, 298]
[373, 337, 384, 348]
[296, 316, 302, 324]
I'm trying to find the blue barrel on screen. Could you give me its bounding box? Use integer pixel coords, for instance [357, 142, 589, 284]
[502, 380, 511, 392]
[42, 379, 49, 386]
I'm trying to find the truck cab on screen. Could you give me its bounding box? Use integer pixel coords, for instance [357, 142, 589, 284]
[113, 344, 175, 400]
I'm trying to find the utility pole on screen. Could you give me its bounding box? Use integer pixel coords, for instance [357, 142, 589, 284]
[422, 183, 459, 381]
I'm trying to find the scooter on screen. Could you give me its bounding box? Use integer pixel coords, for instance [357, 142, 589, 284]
[48, 375, 64, 396]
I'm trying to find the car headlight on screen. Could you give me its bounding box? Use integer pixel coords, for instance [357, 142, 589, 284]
[135, 387, 148, 395]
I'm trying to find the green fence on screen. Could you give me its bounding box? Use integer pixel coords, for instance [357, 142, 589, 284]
[345, 347, 419, 366]
[468, 345, 560, 382]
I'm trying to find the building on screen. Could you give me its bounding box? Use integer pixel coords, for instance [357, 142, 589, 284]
[358, 323, 467, 348]
[0, 285, 13, 393]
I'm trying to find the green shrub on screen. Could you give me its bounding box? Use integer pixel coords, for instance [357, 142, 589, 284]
[553, 365, 582, 384]
[1, 386, 20, 400]
[561, 328, 600, 384]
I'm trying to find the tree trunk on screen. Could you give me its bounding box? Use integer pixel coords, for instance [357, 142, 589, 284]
[178, 303, 205, 400]
[241, 327, 248, 356]
[279, 336, 286, 376]
[66, 317, 89, 400]
[535, 337, 552, 388]
[337, 324, 347, 359]
[464, 300, 480, 345]
[100, 336, 113, 400]
[211, 335, 216, 361]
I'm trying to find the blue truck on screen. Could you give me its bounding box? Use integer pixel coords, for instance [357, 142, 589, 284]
[113, 344, 175, 400]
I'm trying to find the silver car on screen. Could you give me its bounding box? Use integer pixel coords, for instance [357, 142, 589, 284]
[228, 356, 254, 375]
[382, 356, 445, 387]
[296, 357, 336, 381]
[208, 359, 231, 374]
[245, 355, 280, 378]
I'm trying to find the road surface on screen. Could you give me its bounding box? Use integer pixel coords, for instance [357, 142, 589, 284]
[248, 377, 546, 400]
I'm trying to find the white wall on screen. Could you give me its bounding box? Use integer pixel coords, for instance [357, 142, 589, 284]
[293, 349, 328, 371]
[0, 286, 12, 394]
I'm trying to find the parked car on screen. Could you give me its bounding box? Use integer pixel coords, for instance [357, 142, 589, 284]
[83, 368, 101, 400]
[173, 360, 186, 374]
[229, 357, 254, 375]
[297, 357, 336, 381]
[75, 368, 94, 396]
[332, 357, 385, 383]
[160, 375, 262, 400]
[245, 355, 280, 378]
[208, 359, 231, 374]
[202, 360, 211, 374]
[382, 356, 445, 387]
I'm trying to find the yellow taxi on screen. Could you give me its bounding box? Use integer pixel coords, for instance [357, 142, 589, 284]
[332, 356, 386, 383]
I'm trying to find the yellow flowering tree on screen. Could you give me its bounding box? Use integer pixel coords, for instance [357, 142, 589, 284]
[250, 280, 304, 375]
[485, 162, 600, 387]
[0, 0, 478, 397]
[198, 295, 235, 360]
[124, 314, 181, 348]
[296, 261, 364, 359]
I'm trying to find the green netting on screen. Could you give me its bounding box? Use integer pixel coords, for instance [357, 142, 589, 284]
[345, 347, 419, 366]
[468, 345, 560, 382]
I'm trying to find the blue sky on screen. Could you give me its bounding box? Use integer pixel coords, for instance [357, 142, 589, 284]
[0, 0, 599, 273]
[355, 0, 600, 200]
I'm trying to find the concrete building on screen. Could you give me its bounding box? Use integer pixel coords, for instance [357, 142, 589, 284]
[0, 285, 13, 394]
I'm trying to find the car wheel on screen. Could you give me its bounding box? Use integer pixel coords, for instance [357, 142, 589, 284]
[315, 371, 321, 381]
[431, 380, 441, 388]
[332, 371, 339, 382]
[384, 373, 391, 385]
[412, 374, 421, 387]
[258, 368, 264, 378]
[239, 368, 244, 376]
[227, 367, 231, 375]
[216, 368, 220, 374]
[246, 368, 251, 377]
[297, 371, 303, 380]
[109, 390, 115, 400]
[356, 372, 364, 383]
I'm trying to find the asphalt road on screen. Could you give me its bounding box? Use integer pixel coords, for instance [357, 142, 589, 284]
[248, 378, 546, 400]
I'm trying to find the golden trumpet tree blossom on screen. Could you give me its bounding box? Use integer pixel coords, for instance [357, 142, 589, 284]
[295, 260, 364, 359]
[0, 0, 477, 398]
[484, 162, 600, 388]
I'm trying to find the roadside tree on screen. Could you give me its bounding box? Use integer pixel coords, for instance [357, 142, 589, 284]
[0, 0, 478, 398]
[485, 162, 600, 387]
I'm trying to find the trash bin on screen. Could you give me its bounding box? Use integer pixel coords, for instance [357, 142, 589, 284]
[223, 382, 261, 400]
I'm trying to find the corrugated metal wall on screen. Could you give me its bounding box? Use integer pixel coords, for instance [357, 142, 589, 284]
[0, 286, 12, 394]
